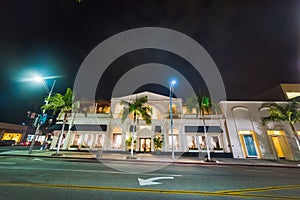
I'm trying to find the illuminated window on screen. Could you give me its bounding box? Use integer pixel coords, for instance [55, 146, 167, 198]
[94, 134, 104, 148]
[187, 136, 198, 150]
[211, 136, 222, 150]
[82, 134, 92, 148]
[2, 133, 22, 142]
[169, 135, 179, 150]
[72, 134, 80, 145]
[112, 133, 122, 149]
[169, 128, 179, 150]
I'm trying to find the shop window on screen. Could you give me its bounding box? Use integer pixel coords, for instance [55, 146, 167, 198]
[82, 134, 92, 148]
[187, 136, 198, 150]
[94, 134, 104, 148]
[200, 136, 206, 149]
[2, 133, 22, 142]
[211, 136, 222, 150]
[112, 133, 122, 149]
[72, 134, 81, 146]
[56, 134, 66, 148]
[169, 135, 179, 150]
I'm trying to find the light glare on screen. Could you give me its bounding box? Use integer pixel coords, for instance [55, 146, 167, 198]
[33, 75, 43, 82]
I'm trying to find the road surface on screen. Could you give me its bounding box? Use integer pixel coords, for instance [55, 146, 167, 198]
[0, 155, 299, 199]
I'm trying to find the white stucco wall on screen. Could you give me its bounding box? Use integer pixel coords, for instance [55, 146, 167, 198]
[220, 101, 300, 160]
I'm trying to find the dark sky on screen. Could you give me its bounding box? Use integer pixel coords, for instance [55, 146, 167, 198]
[0, 0, 300, 124]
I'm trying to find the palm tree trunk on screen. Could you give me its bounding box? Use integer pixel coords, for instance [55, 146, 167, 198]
[63, 112, 76, 150]
[56, 113, 67, 155]
[290, 123, 300, 151]
[131, 115, 136, 158]
[203, 112, 211, 161]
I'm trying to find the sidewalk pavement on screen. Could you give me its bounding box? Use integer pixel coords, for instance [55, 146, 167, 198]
[1, 150, 300, 168]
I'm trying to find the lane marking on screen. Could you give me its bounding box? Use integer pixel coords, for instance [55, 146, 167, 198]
[215, 184, 300, 194]
[138, 177, 174, 186]
[0, 182, 299, 199]
[0, 165, 182, 177]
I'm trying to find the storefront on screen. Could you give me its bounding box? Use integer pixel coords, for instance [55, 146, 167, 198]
[185, 126, 224, 152]
[0, 122, 28, 144]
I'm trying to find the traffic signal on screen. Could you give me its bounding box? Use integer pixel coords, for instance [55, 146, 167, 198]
[38, 113, 48, 125]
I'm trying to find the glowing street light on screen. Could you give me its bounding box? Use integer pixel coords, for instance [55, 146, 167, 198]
[169, 80, 176, 160]
[28, 76, 56, 154]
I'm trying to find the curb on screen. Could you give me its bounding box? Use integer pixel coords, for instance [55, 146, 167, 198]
[1, 153, 299, 168]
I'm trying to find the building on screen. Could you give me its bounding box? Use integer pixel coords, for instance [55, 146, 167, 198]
[48, 92, 229, 155]
[251, 83, 300, 101]
[219, 101, 300, 161]
[0, 122, 28, 144]
[47, 90, 300, 161]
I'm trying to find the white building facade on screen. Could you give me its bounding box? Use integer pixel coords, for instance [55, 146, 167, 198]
[47, 92, 300, 161]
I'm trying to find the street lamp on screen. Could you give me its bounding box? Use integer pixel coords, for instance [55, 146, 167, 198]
[201, 97, 211, 161]
[169, 80, 176, 160]
[28, 76, 56, 154]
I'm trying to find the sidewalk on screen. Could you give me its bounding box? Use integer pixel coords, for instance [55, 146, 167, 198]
[1, 150, 300, 168]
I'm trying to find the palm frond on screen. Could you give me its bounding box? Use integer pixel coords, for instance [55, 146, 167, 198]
[260, 101, 300, 125]
[41, 87, 76, 118]
[120, 96, 152, 125]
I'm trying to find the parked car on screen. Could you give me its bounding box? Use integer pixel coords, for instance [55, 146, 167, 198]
[21, 141, 30, 146]
[21, 141, 41, 146]
[0, 140, 16, 146]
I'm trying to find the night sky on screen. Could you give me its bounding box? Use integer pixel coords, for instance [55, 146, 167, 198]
[0, 0, 299, 124]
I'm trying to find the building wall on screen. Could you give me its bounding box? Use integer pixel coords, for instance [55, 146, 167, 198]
[220, 101, 300, 160]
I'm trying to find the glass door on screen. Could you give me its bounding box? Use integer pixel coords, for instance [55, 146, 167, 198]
[139, 138, 151, 152]
[243, 135, 258, 157]
[272, 136, 284, 158]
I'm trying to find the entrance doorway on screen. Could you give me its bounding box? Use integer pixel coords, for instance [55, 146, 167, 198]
[139, 138, 151, 152]
[271, 136, 284, 158]
[267, 130, 293, 160]
[243, 135, 258, 157]
[238, 131, 260, 158]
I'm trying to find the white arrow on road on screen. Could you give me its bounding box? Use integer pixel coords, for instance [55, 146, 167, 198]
[138, 177, 174, 186]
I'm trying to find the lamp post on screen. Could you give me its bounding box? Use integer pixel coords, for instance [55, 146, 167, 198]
[200, 96, 211, 161]
[28, 77, 56, 154]
[169, 80, 176, 160]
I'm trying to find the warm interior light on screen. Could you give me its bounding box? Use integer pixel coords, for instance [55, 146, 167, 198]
[239, 130, 251, 135]
[286, 92, 300, 99]
[267, 130, 284, 136]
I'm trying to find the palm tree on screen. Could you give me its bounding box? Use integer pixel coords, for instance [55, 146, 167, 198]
[186, 95, 212, 161]
[121, 96, 152, 158]
[260, 100, 300, 149]
[42, 88, 78, 155]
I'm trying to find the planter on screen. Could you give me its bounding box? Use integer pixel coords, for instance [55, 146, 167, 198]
[154, 150, 161, 155]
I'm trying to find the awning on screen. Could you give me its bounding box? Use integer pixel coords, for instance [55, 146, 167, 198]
[48, 124, 71, 131]
[72, 124, 107, 132]
[184, 126, 223, 133]
[48, 124, 107, 132]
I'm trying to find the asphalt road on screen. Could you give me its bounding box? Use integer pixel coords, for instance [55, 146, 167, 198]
[0, 155, 299, 200]
[0, 145, 40, 153]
